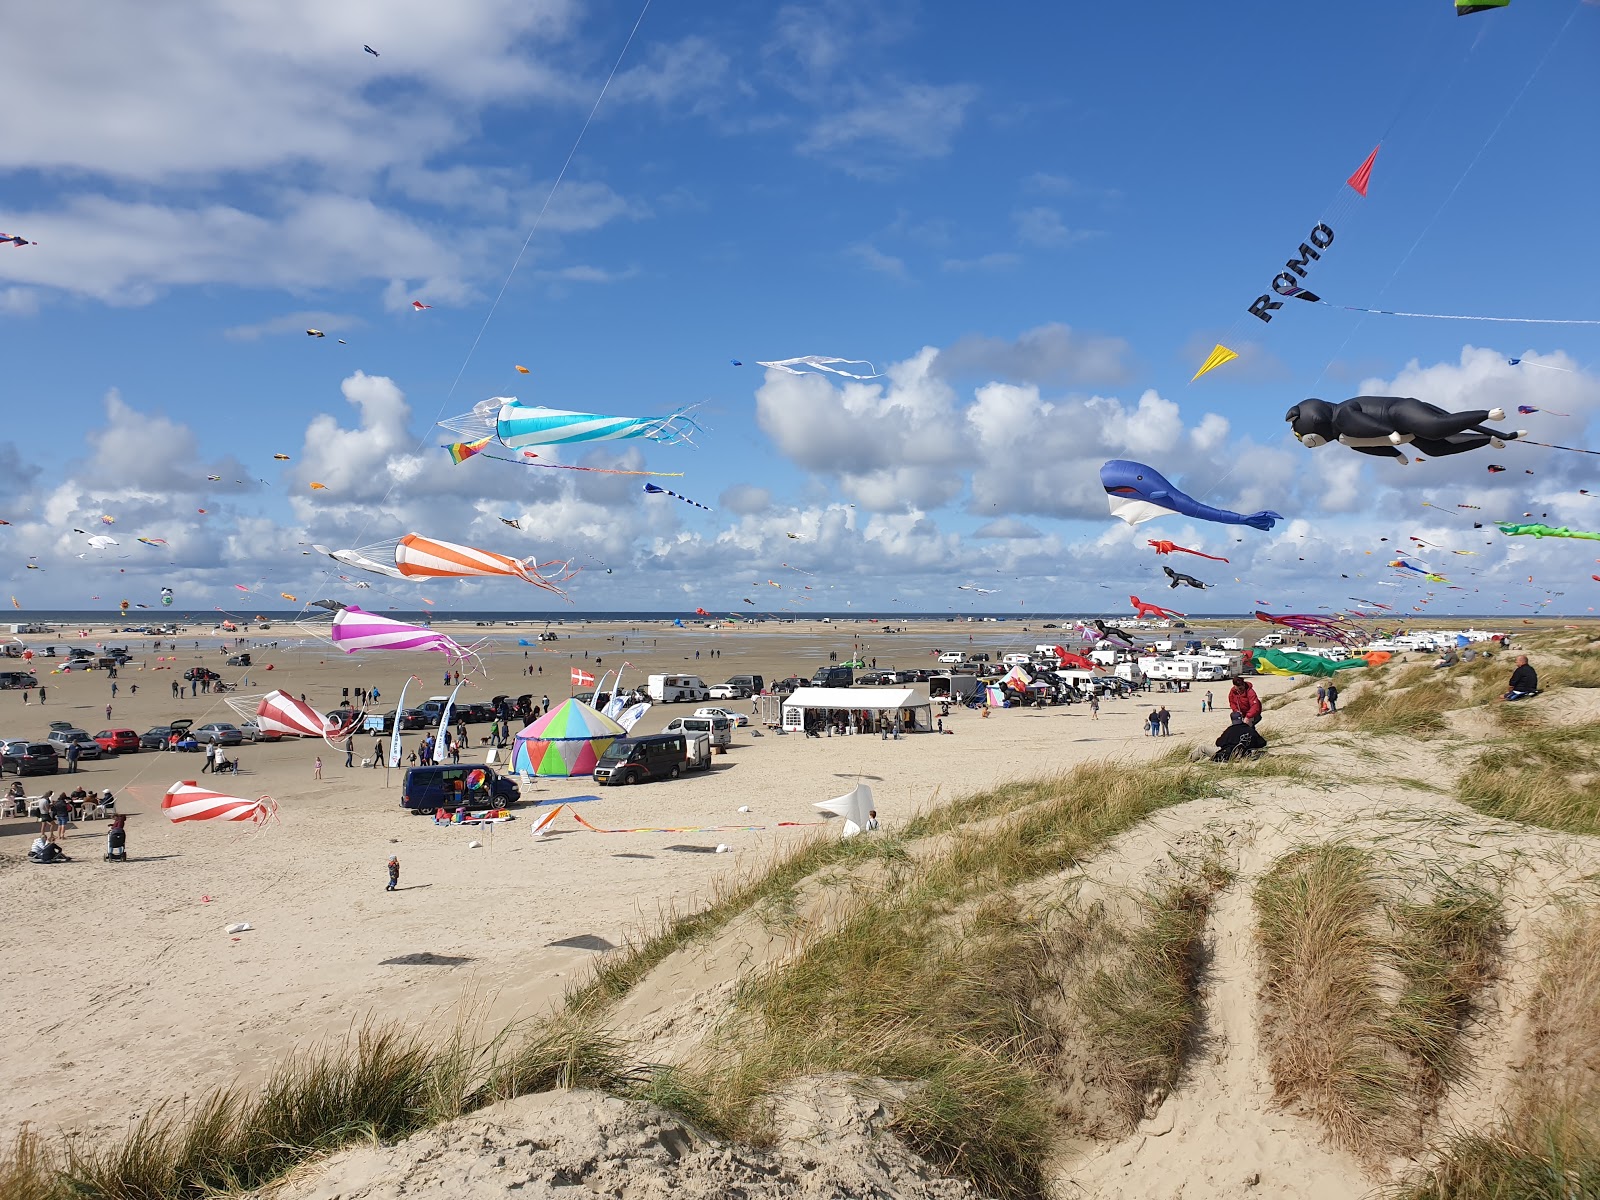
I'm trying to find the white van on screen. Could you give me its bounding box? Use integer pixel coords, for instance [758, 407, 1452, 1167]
[1217, 637, 1243, 651]
[937, 652, 965, 664]
[646, 674, 710, 703]
[663, 714, 732, 748]
[1255, 634, 1285, 647]
[1002, 653, 1032, 667]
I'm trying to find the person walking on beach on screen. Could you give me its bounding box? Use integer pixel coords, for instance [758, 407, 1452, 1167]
[21, 689, 28, 705]
[343, 734, 355, 768]
[386, 856, 400, 891]
[105, 703, 113, 721]
[370, 737, 382, 768]
[1325, 682, 1339, 713]
[37, 685, 45, 704]
[1315, 683, 1327, 714]
[110, 681, 118, 698]
[313, 756, 323, 780]
[1089, 693, 1100, 720]
[202, 741, 216, 774]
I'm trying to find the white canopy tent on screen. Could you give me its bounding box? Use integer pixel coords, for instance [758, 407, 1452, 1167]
[780, 687, 932, 735]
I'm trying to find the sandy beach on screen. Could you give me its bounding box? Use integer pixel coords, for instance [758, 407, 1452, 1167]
[0, 618, 1239, 1138]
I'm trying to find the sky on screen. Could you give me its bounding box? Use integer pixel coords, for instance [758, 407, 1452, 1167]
[3, 0, 1599, 620]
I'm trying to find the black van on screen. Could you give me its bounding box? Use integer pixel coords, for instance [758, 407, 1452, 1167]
[0, 671, 38, 690]
[725, 673, 764, 696]
[399, 764, 520, 812]
[810, 665, 853, 689]
[593, 734, 688, 786]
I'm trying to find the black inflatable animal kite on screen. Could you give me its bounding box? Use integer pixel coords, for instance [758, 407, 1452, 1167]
[1163, 565, 1209, 590]
[1285, 397, 1526, 461]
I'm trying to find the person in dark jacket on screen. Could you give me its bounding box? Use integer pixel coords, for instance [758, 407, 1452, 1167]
[1505, 656, 1539, 701]
[1215, 720, 1268, 762]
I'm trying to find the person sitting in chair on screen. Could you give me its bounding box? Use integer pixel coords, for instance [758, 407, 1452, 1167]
[1214, 716, 1268, 762]
[1504, 655, 1539, 701]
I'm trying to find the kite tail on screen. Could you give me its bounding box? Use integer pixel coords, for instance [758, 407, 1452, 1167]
[513, 557, 580, 601]
[437, 405, 499, 443]
[645, 403, 707, 446]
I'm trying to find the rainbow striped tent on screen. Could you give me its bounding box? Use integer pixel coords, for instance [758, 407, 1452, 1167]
[511, 698, 625, 777]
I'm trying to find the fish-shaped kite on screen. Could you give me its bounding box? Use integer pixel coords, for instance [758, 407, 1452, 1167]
[1102, 460, 1282, 531]
[643, 483, 711, 510]
[363, 44, 379, 57]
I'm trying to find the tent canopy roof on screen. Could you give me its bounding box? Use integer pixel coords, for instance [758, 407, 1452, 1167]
[782, 687, 924, 711]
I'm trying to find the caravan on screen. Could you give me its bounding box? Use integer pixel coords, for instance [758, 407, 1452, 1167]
[646, 674, 710, 703]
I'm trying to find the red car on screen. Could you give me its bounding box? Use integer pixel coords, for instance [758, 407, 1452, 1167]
[93, 728, 140, 754]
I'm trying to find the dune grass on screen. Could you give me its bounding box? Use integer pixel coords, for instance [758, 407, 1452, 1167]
[1255, 845, 1504, 1158]
[609, 759, 1223, 1200]
[1455, 722, 1600, 837]
[1335, 677, 1456, 739]
[1390, 906, 1599, 1199]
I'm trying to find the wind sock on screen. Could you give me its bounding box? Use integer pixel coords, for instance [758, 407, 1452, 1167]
[329, 606, 479, 668]
[393, 533, 577, 597]
[226, 690, 362, 746]
[440, 397, 701, 451]
[162, 781, 278, 825]
[642, 482, 712, 510]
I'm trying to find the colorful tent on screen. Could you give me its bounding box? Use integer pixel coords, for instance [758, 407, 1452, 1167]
[511, 698, 625, 777]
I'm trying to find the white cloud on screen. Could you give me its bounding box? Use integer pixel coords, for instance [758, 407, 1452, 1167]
[1013, 205, 1099, 249]
[0, 287, 39, 317]
[941, 252, 1021, 273]
[939, 323, 1134, 387]
[802, 82, 978, 162]
[846, 241, 910, 280]
[223, 311, 364, 341]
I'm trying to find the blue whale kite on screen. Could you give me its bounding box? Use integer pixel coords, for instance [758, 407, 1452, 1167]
[1100, 460, 1283, 531]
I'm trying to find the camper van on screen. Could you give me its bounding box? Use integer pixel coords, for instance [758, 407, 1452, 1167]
[1216, 637, 1244, 652]
[662, 713, 732, 748]
[646, 674, 710, 703]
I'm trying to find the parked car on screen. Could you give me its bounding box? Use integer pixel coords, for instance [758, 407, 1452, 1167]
[193, 722, 244, 746]
[937, 652, 966, 664]
[0, 671, 39, 690]
[46, 728, 101, 759]
[399, 764, 520, 812]
[56, 659, 97, 672]
[238, 720, 283, 743]
[694, 706, 749, 727]
[706, 683, 743, 701]
[225, 653, 252, 667]
[2, 740, 59, 776]
[140, 726, 179, 750]
[93, 728, 140, 754]
[663, 714, 733, 749]
[183, 667, 221, 683]
[456, 702, 496, 724]
[593, 732, 711, 785]
[384, 708, 431, 732]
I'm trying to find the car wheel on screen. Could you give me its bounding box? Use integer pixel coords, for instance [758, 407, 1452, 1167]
[618, 770, 634, 785]
[669, 764, 681, 780]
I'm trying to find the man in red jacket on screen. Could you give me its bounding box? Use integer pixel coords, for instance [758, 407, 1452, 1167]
[1228, 676, 1262, 725]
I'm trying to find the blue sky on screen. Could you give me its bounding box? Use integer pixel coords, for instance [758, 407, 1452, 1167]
[3, 0, 1598, 619]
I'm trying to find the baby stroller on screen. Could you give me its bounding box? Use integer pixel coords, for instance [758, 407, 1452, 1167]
[105, 816, 128, 863]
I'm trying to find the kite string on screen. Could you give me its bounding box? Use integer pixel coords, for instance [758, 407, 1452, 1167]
[1305, 0, 1583, 394]
[1316, 303, 1600, 326]
[323, 0, 655, 599]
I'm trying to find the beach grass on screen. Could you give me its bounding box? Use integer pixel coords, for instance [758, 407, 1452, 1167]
[1455, 722, 1600, 837]
[0, 1128, 59, 1200]
[1335, 678, 1455, 738]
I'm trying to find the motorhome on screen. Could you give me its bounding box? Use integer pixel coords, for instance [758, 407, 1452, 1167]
[646, 673, 710, 703]
[1216, 637, 1244, 652]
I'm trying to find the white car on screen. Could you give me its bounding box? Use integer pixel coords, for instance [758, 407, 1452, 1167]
[694, 706, 749, 727]
[706, 683, 742, 700]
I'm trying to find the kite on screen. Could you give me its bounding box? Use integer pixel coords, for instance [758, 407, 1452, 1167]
[1131, 595, 1184, 619]
[1456, 0, 1509, 14]
[957, 584, 998, 595]
[162, 781, 278, 826]
[499, 518, 522, 529]
[1162, 565, 1208, 590]
[1254, 610, 1367, 649]
[363, 44, 379, 56]
[1051, 648, 1100, 671]
[225, 690, 363, 745]
[643, 482, 711, 510]
[1090, 619, 1137, 646]
[393, 533, 576, 596]
[207, 474, 221, 481]
[85, 535, 118, 549]
[815, 782, 875, 839]
[1191, 344, 1238, 382]
[1496, 522, 1600, 541]
[1517, 404, 1571, 416]
[1253, 648, 1370, 678]
[1102, 460, 1282, 531]
[100, 515, 114, 524]
[306, 329, 325, 338]
[327, 606, 480, 668]
[309, 482, 328, 491]
[730, 360, 743, 366]
[280, 592, 297, 602]
[24, 564, 39, 570]
[755, 356, 880, 379]
[1347, 146, 1379, 196]
[440, 440, 683, 476]
[1286, 397, 1526, 461]
[1147, 539, 1229, 562]
[411, 301, 431, 311]
[515, 365, 530, 374]
[1487, 464, 1507, 473]
[312, 544, 406, 579]
[273, 454, 291, 460]
[786, 532, 800, 540]
[1, 232, 36, 247]
[160, 587, 173, 607]
[440, 396, 701, 453]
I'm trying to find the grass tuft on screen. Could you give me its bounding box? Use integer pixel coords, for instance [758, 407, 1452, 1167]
[1336, 678, 1455, 739]
[1456, 723, 1600, 837]
[0, 1128, 63, 1200]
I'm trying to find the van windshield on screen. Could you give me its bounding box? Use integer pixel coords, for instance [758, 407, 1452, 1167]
[597, 743, 633, 764]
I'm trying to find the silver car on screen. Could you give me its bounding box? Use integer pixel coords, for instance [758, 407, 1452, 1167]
[193, 722, 244, 746]
[45, 728, 102, 759]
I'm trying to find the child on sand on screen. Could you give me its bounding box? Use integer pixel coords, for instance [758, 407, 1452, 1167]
[386, 856, 400, 891]
[314, 756, 322, 780]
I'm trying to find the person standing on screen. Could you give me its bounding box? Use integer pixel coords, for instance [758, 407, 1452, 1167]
[1202, 689, 1212, 713]
[1088, 693, 1099, 720]
[37, 685, 45, 704]
[1157, 706, 1171, 736]
[106, 703, 113, 721]
[1228, 676, 1262, 726]
[387, 856, 400, 891]
[343, 734, 355, 769]
[370, 737, 382, 768]
[202, 741, 216, 774]
[1326, 682, 1339, 713]
[1315, 683, 1327, 713]
[66, 742, 80, 774]
[314, 756, 323, 780]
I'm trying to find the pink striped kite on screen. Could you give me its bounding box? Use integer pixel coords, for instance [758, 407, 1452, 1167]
[329, 605, 479, 669]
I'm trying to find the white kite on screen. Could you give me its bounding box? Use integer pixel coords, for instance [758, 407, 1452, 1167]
[814, 782, 876, 839]
[755, 356, 881, 380]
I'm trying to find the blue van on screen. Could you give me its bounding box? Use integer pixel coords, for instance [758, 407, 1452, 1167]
[400, 764, 520, 812]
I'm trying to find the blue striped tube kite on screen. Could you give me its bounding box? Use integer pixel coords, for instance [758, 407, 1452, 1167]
[440, 397, 701, 452]
[643, 482, 711, 511]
